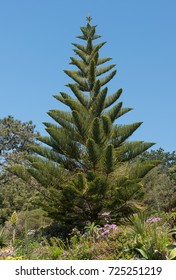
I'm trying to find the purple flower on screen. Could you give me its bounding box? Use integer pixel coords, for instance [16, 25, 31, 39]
[101, 229, 110, 236]
[104, 224, 119, 231]
[107, 224, 118, 230]
[146, 217, 162, 223]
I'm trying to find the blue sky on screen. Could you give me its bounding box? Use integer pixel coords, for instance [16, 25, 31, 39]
[0, 0, 176, 152]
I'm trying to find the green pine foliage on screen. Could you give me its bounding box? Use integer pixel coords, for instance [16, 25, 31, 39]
[10, 18, 159, 227]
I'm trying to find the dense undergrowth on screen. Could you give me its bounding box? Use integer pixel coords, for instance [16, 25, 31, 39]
[0, 209, 176, 260]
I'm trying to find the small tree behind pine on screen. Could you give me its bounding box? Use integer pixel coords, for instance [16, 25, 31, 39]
[10, 17, 159, 228]
[0, 116, 41, 224]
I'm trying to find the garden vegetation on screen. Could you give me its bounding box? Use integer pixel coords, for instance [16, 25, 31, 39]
[0, 17, 176, 260]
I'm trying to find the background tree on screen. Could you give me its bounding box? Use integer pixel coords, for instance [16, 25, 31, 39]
[10, 18, 159, 229]
[137, 148, 176, 213]
[0, 116, 41, 224]
[0, 115, 39, 164]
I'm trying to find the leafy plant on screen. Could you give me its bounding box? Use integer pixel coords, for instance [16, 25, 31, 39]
[10, 211, 18, 245]
[126, 213, 169, 259]
[0, 226, 8, 248]
[0, 116, 40, 224]
[124, 212, 147, 237]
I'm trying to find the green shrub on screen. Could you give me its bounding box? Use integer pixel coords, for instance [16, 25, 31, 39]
[0, 226, 8, 248]
[126, 213, 172, 259]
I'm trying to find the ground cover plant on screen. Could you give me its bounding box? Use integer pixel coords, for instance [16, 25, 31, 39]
[0, 211, 176, 260]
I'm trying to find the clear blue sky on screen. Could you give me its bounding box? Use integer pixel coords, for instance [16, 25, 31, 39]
[0, 0, 176, 152]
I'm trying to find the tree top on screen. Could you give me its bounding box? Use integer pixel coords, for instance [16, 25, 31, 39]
[86, 16, 92, 23]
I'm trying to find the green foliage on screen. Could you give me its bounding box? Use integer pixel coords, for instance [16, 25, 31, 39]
[0, 116, 41, 224]
[124, 212, 147, 237]
[9, 18, 159, 228]
[3, 209, 52, 241]
[0, 115, 39, 157]
[104, 144, 114, 174]
[10, 211, 18, 226]
[125, 213, 172, 260]
[0, 226, 8, 248]
[1, 211, 175, 260]
[137, 149, 176, 212]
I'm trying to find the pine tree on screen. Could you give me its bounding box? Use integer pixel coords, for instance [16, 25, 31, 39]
[10, 18, 159, 227]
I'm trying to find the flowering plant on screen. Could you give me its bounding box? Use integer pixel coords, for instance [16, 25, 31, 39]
[99, 224, 119, 237]
[146, 217, 162, 223]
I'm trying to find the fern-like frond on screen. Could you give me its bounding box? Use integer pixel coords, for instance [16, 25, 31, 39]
[53, 92, 75, 108]
[91, 80, 101, 99]
[72, 110, 88, 139]
[29, 145, 64, 161]
[120, 141, 155, 161]
[97, 57, 112, 66]
[45, 127, 69, 147]
[43, 122, 60, 130]
[111, 122, 143, 147]
[79, 26, 89, 39]
[45, 127, 82, 160]
[99, 70, 117, 87]
[88, 42, 106, 62]
[48, 110, 74, 131]
[77, 34, 101, 40]
[116, 107, 133, 119]
[92, 87, 108, 116]
[96, 64, 116, 77]
[91, 117, 102, 144]
[70, 57, 87, 74]
[49, 109, 72, 123]
[72, 43, 87, 54]
[105, 102, 123, 122]
[128, 160, 161, 180]
[90, 51, 99, 65]
[62, 97, 88, 113]
[60, 91, 72, 100]
[79, 24, 101, 41]
[73, 49, 88, 64]
[64, 70, 88, 89]
[88, 25, 97, 38]
[88, 59, 96, 89]
[86, 37, 93, 54]
[86, 138, 99, 167]
[102, 115, 112, 136]
[67, 84, 89, 108]
[93, 42, 107, 52]
[104, 88, 123, 108]
[52, 94, 66, 106]
[28, 163, 62, 188]
[37, 135, 62, 151]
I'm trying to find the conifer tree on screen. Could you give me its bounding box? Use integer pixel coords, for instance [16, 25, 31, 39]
[10, 18, 159, 227]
